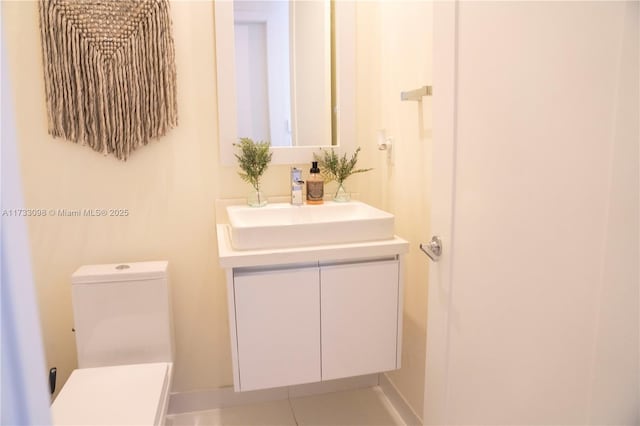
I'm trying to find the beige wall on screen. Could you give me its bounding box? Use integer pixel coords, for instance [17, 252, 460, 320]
[355, 1, 433, 419]
[3, 0, 271, 396]
[3, 0, 432, 416]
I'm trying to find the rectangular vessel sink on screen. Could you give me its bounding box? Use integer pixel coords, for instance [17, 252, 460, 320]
[226, 201, 395, 250]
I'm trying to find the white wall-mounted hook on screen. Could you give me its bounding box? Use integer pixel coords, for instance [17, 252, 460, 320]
[377, 129, 393, 151]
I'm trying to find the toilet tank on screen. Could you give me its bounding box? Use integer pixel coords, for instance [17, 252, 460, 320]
[71, 261, 174, 369]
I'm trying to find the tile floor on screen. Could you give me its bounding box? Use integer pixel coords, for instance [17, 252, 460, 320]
[166, 386, 405, 426]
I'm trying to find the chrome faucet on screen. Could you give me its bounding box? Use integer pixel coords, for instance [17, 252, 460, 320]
[291, 168, 304, 205]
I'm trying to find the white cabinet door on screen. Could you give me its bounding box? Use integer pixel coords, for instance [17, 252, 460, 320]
[320, 260, 400, 380]
[234, 266, 321, 391]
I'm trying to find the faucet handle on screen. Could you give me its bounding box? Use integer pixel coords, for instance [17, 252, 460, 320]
[291, 167, 304, 205]
[291, 167, 303, 186]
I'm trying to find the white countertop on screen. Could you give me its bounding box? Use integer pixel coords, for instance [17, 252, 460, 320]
[216, 224, 410, 269]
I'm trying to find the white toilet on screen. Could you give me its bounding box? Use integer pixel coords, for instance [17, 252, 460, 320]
[51, 261, 174, 425]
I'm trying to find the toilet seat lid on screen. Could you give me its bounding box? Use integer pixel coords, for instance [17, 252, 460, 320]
[51, 362, 171, 426]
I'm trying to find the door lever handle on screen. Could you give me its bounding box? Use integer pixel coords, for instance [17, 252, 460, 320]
[420, 236, 442, 262]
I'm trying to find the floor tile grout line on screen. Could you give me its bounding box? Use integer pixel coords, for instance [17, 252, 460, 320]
[287, 396, 300, 426]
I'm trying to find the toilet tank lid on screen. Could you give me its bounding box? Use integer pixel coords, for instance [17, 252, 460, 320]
[72, 261, 168, 285]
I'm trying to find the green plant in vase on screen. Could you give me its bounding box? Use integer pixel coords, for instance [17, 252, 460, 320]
[235, 137, 272, 207]
[314, 147, 372, 202]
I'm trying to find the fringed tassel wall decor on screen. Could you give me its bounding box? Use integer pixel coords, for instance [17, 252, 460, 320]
[38, 0, 178, 160]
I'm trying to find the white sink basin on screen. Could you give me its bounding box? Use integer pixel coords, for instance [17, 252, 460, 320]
[226, 201, 395, 250]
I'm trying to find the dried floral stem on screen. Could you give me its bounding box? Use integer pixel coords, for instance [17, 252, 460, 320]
[314, 147, 372, 185]
[234, 138, 272, 193]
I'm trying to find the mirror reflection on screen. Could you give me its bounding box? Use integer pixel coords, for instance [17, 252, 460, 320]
[233, 0, 333, 147]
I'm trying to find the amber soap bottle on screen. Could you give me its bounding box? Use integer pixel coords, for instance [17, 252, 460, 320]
[306, 161, 324, 204]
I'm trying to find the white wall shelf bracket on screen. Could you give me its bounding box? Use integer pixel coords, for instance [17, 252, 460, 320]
[400, 85, 432, 101]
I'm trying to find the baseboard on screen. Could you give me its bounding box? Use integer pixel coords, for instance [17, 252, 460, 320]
[378, 373, 422, 426]
[287, 374, 379, 399]
[167, 374, 379, 415]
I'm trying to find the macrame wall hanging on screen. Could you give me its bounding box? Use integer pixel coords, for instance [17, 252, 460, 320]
[38, 0, 178, 160]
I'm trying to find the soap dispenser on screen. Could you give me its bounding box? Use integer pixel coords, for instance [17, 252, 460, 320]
[306, 161, 324, 204]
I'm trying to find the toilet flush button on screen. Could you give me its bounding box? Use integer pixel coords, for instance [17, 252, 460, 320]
[115, 264, 131, 270]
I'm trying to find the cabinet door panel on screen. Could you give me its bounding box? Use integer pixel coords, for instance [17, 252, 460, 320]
[234, 267, 320, 391]
[321, 260, 399, 380]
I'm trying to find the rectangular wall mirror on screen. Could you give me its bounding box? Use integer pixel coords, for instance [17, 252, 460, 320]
[215, 0, 355, 165]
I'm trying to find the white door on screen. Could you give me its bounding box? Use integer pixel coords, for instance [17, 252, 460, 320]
[425, 2, 639, 425]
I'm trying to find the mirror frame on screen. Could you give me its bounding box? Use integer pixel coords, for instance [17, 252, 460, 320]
[215, 1, 355, 165]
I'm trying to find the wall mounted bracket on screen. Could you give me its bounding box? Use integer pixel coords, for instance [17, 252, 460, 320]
[400, 85, 433, 101]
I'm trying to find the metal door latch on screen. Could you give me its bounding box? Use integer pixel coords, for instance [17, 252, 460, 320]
[420, 236, 442, 262]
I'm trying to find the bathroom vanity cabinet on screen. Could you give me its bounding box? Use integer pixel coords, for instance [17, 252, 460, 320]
[217, 222, 409, 392]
